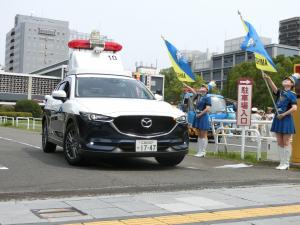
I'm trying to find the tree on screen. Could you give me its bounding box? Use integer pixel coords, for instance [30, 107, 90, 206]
[15, 100, 42, 118]
[160, 67, 205, 104]
[222, 55, 299, 109]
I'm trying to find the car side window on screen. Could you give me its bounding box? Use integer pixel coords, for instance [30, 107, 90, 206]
[58, 82, 66, 91]
[63, 82, 70, 99]
[54, 83, 62, 91]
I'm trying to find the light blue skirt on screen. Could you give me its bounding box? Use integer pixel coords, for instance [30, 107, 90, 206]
[192, 113, 210, 131]
[271, 114, 295, 134]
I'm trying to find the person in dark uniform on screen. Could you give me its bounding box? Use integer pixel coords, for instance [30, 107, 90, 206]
[264, 73, 299, 170]
[183, 83, 212, 157]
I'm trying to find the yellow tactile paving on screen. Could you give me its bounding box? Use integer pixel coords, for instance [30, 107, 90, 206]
[121, 217, 167, 225]
[153, 215, 199, 224]
[65, 203, 300, 225]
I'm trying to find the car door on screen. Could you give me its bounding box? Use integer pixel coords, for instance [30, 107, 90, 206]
[49, 82, 67, 141]
[56, 80, 71, 138]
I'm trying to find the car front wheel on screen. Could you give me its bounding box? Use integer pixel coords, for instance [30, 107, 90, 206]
[42, 122, 56, 153]
[63, 123, 84, 166]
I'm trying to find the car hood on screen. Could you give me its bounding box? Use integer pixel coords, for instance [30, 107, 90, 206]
[75, 98, 184, 118]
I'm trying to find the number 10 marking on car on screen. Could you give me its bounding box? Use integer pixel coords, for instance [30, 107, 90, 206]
[108, 55, 117, 60]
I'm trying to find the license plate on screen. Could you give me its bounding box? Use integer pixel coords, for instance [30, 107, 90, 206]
[136, 140, 157, 152]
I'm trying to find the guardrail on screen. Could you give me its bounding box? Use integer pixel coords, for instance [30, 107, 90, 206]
[16, 117, 30, 129]
[0, 116, 42, 130]
[32, 118, 42, 130]
[211, 119, 276, 160]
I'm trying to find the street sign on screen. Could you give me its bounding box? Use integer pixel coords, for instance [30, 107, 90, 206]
[237, 78, 253, 126]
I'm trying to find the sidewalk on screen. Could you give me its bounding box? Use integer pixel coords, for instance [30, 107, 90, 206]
[1, 184, 300, 224]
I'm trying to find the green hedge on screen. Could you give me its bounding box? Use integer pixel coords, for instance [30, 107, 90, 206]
[0, 105, 15, 112]
[0, 112, 32, 118]
[15, 100, 42, 118]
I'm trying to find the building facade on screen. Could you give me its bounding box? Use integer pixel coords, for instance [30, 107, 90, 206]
[181, 49, 213, 72]
[4, 14, 113, 75]
[5, 15, 69, 73]
[279, 17, 300, 48]
[0, 71, 60, 102]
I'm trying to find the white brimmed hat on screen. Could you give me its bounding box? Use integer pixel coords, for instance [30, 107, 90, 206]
[251, 107, 258, 112]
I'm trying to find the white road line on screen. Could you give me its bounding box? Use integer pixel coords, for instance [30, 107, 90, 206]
[0, 136, 41, 149]
[214, 163, 253, 169]
[183, 166, 201, 170]
[0, 165, 8, 170]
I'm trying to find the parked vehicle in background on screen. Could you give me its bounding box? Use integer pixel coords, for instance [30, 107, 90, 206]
[179, 93, 228, 141]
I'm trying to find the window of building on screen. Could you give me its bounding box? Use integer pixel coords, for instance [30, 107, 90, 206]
[216, 81, 222, 89]
[277, 48, 299, 56]
[213, 57, 222, 69]
[202, 71, 211, 82]
[213, 70, 222, 81]
[223, 68, 230, 81]
[247, 53, 254, 61]
[224, 55, 233, 67]
[235, 54, 245, 65]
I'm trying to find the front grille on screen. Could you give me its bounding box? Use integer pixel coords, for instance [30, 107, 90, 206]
[113, 116, 176, 136]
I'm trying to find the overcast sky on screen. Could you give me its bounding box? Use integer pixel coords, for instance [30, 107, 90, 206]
[1, 0, 299, 71]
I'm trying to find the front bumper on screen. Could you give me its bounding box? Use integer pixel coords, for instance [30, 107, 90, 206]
[76, 116, 189, 157]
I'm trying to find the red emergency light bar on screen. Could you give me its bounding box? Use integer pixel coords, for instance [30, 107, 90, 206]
[68, 40, 122, 52]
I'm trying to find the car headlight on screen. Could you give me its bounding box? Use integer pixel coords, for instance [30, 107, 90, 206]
[80, 112, 113, 122]
[176, 115, 187, 124]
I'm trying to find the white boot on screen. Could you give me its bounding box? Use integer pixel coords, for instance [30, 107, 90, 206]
[202, 138, 208, 157]
[280, 146, 291, 170]
[275, 146, 284, 170]
[195, 138, 205, 157]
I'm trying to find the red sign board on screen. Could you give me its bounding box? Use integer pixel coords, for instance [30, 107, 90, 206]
[294, 64, 300, 74]
[237, 78, 253, 126]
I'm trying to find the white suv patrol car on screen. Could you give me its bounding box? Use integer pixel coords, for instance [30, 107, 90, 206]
[42, 32, 189, 166]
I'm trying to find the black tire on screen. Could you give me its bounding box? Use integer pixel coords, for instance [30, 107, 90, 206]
[63, 123, 84, 166]
[42, 121, 56, 153]
[155, 155, 185, 167]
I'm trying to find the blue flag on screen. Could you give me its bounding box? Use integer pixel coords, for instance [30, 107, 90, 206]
[163, 38, 195, 82]
[240, 19, 277, 73]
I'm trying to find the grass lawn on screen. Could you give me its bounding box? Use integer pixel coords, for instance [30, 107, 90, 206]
[0, 120, 42, 133]
[189, 148, 267, 164]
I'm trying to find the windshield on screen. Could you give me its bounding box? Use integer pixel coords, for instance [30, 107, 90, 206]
[210, 97, 226, 114]
[76, 76, 155, 99]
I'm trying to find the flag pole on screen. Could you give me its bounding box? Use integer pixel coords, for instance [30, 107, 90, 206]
[261, 70, 279, 114]
[238, 11, 279, 115]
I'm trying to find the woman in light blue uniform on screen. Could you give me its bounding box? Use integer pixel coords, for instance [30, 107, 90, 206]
[193, 88, 211, 131]
[183, 83, 213, 157]
[264, 73, 298, 170]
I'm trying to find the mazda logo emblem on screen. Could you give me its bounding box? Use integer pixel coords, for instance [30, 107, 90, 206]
[141, 118, 152, 128]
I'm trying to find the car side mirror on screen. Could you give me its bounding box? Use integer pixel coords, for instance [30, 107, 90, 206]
[154, 94, 163, 101]
[52, 90, 67, 102]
